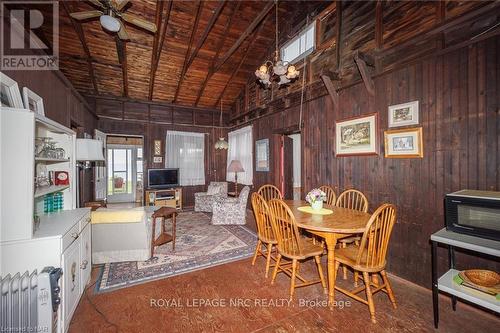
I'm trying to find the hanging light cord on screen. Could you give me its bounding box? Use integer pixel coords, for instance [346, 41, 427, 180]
[298, 15, 309, 130]
[275, 0, 279, 61]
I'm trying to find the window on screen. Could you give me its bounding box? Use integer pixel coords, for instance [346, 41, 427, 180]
[226, 126, 253, 185]
[281, 23, 315, 64]
[166, 131, 205, 186]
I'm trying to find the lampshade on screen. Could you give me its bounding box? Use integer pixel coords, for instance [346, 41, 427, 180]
[76, 139, 105, 161]
[215, 137, 228, 150]
[227, 160, 244, 173]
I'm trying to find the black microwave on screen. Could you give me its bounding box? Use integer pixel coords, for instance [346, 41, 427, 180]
[445, 190, 500, 241]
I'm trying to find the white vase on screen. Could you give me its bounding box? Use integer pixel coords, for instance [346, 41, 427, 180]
[311, 201, 323, 211]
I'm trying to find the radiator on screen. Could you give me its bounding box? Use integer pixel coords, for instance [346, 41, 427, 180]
[1, 267, 62, 333]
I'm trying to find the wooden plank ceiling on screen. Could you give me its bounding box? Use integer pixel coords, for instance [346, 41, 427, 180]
[53, 0, 323, 112]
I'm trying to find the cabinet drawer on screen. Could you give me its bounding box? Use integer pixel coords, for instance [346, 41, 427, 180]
[62, 223, 80, 252]
[79, 212, 91, 232]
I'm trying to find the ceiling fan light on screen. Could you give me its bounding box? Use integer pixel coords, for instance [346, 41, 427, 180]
[100, 15, 121, 32]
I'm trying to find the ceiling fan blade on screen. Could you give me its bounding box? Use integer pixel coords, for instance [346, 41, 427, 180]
[112, 0, 130, 12]
[118, 22, 130, 40]
[121, 13, 157, 33]
[70, 10, 103, 20]
[87, 0, 105, 10]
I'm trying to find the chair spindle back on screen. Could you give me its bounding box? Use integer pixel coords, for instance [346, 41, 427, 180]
[268, 199, 302, 256]
[319, 185, 337, 206]
[251, 193, 275, 242]
[258, 184, 283, 202]
[357, 203, 397, 269]
[336, 189, 369, 212]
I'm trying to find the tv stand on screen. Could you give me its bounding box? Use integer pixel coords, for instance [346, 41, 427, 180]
[145, 187, 182, 210]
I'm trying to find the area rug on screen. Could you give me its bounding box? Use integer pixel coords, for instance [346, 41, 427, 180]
[96, 211, 257, 293]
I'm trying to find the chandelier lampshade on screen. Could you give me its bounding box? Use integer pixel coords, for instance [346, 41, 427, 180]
[215, 137, 229, 150]
[255, 0, 299, 88]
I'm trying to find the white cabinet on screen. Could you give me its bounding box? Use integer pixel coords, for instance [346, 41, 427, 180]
[80, 222, 92, 290]
[62, 239, 81, 332]
[0, 108, 90, 332]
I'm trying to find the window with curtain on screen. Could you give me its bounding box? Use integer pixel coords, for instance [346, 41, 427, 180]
[166, 131, 205, 186]
[226, 126, 253, 185]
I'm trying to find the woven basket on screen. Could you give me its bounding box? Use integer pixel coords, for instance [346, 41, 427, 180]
[463, 269, 500, 288]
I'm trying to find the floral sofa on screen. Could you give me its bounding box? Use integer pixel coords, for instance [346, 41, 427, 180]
[211, 186, 250, 225]
[194, 181, 228, 212]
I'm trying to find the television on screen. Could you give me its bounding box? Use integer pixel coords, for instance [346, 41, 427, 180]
[148, 168, 180, 188]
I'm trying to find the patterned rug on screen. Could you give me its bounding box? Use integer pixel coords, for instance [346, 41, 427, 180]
[96, 211, 257, 293]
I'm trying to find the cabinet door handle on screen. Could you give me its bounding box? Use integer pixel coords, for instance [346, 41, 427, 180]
[70, 232, 79, 239]
[80, 260, 88, 270]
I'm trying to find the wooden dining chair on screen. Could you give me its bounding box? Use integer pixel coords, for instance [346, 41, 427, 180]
[251, 192, 278, 278]
[336, 189, 369, 282]
[267, 199, 327, 299]
[334, 203, 397, 323]
[258, 184, 283, 202]
[319, 185, 337, 206]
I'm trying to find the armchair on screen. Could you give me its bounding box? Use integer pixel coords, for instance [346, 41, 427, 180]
[211, 186, 250, 225]
[194, 181, 228, 212]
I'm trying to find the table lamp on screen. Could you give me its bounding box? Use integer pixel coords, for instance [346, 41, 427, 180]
[227, 159, 244, 194]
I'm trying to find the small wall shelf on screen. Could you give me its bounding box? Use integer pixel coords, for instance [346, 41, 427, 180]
[34, 185, 70, 198]
[35, 157, 70, 164]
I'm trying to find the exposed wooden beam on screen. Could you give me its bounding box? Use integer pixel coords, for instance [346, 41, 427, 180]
[335, 0, 342, 70]
[214, 17, 267, 108]
[194, 1, 240, 106]
[353, 51, 375, 96]
[213, 1, 274, 71]
[320, 75, 339, 109]
[148, 0, 166, 100]
[173, 0, 203, 103]
[61, 1, 98, 95]
[375, 1, 383, 49]
[115, 38, 128, 97]
[185, 0, 227, 71]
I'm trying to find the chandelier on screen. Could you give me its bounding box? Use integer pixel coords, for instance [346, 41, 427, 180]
[255, 0, 299, 88]
[214, 100, 228, 150]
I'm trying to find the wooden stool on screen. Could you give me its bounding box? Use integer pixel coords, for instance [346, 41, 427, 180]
[151, 207, 177, 258]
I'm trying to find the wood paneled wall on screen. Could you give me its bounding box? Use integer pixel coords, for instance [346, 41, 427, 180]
[92, 97, 228, 207]
[248, 36, 499, 287]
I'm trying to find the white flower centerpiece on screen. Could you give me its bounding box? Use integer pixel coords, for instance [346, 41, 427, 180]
[305, 188, 327, 211]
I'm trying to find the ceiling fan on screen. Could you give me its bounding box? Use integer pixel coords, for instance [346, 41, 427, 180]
[69, 0, 157, 40]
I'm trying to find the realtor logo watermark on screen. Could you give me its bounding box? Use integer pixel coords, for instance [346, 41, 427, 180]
[1, 1, 59, 70]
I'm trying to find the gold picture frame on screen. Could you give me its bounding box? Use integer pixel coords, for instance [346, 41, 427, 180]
[335, 113, 378, 156]
[154, 140, 162, 156]
[384, 127, 423, 158]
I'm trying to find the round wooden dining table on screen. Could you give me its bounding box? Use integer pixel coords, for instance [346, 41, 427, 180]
[284, 200, 372, 306]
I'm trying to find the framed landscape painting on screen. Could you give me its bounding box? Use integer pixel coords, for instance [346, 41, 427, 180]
[335, 113, 377, 156]
[384, 127, 423, 158]
[388, 100, 419, 128]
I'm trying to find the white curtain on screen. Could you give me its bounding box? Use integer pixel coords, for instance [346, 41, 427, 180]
[166, 131, 205, 186]
[226, 126, 253, 185]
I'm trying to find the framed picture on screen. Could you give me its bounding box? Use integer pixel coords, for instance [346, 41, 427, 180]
[384, 127, 423, 158]
[0, 72, 24, 109]
[22, 87, 45, 116]
[153, 156, 163, 163]
[388, 100, 419, 128]
[255, 138, 270, 172]
[335, 113, 378, 156]
[154, 140, 162, 156]
[316, 3, 336, 50]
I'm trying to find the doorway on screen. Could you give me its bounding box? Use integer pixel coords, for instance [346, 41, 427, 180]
[106, 136, 144, 204]
[279, 133, 301, 200]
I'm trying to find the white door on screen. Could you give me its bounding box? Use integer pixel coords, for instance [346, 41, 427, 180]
[106, 145, 137, 203]
[94, 130, 107, 201]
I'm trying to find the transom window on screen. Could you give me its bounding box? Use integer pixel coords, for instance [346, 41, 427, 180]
[280, 22, 316, 64]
